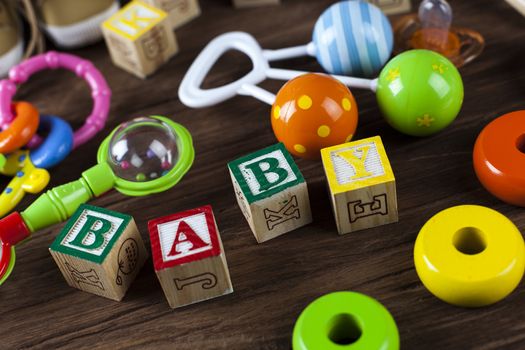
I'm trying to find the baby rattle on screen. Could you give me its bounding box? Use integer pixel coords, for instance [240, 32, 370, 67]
[179, 31, 463, 157]
[0, 116, 194, 284]
[0, 51, 111, 149]
[262, 0, 393, 77]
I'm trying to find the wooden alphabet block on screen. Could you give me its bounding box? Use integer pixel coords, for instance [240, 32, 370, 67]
[228, 143, 312, 243]
[101, 0, 178, 78]
[49, 204, 148, 301]
[143, 0, 200, 29]
[232, 0, 280, 8]
[148, 205, 233, 308]
[366, 0, 411, 15]
[321, 136, 398, 235]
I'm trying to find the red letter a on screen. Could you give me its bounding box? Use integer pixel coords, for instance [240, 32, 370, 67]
[168, 221, 208, 256]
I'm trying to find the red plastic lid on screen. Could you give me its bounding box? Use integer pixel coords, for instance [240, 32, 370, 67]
[0, 212, 31, 245]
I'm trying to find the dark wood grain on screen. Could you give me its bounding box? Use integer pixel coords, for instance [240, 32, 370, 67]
[3, 0, 525, 349]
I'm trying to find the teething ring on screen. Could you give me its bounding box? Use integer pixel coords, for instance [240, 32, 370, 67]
[414, 205, 525, 307]
[0, 51, 111, 149]
[0, 101, 39, 154]
[292, 291, 399, 350]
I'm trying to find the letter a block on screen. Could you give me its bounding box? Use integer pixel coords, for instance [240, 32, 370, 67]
[321, 136, 398, 234]
[143, 0, 201, 29]
[228, 143, 312, 243]
[49, 204, 148, 301]
[101, 0, 178, 78]
[148, 205, 233, 308]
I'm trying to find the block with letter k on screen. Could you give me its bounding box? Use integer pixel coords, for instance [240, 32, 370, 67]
[49, 204, 148, 301]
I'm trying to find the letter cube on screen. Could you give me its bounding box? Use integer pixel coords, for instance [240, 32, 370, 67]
[148, 205, 233, 308]
[143, 0, 200, 29]
[233, 0, 280, 8]
[321, 136, 398, 234]
[49, 204, 149, 301]
[101, 0, 178, 78]
[228, 143, 312, 243]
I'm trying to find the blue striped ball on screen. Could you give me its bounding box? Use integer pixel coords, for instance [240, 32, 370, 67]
[313, 1, 393, 77]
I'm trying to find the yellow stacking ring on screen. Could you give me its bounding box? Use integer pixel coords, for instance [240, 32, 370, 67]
[414, 205, 525, 307]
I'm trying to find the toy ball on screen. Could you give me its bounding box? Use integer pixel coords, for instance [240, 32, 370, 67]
[271, 73, 358, 159]
[108, 117, 180, 182]
[376, 49, 463, 137]
[313, 0, 393, 77]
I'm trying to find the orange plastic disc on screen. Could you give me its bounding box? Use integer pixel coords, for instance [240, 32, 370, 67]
[0, 101, 39, 154]
[473, 110, 525, 206]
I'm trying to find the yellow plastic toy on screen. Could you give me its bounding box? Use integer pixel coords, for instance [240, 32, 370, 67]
[414, 205, 525, 307]
[0, 151, 50, 217]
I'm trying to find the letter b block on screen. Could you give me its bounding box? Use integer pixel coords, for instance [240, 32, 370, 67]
[321, 136, 398, 234]
[49, 205, 148, 301]
[148, 205, 233, 308]
[228, 143, 312, 243]
[101, 0, 178, 78]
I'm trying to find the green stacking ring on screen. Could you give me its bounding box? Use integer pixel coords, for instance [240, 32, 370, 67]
[293, 292, 399, 350]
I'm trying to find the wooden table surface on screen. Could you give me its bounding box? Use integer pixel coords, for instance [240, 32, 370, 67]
[3, 0, 525, 349]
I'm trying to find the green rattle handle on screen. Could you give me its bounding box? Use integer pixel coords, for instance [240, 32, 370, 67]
[21, 163, 115, 232]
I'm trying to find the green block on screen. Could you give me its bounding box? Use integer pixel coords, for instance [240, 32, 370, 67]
[50, 204, 131, 264]
[227, 143, 305, 204]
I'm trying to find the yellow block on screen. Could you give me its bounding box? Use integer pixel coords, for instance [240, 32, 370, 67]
[102, 1, 167, 41]
[414, 205, 525, 307]
[321, 136, 394, 194]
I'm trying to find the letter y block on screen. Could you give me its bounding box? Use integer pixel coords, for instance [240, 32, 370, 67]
[228, 143, 312, 243]
[49, 204, 148, 301]
[321, 136, 398, 234]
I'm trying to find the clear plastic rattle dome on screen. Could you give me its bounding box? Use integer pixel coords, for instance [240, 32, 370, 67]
[108, 117, 179, 182]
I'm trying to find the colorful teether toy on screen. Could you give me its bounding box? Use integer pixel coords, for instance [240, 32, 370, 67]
[473, 111, 525, 206]
[0, 51, 110, 149]
[264, 0, 393, 77]
[0, 115, 74, 217]
[0, 116, 194, 284]
[414, 205, 525, 307]
[293, 291, 399, 349]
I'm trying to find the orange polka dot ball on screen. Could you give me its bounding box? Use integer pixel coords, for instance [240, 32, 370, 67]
[271, 73, 358, 159]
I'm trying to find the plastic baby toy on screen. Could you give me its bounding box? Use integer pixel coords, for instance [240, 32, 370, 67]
[393, 0, 484, 67]
[0, 116, 194, 284]
[179, 31, 464, 158]
[0, 52, 110, 216]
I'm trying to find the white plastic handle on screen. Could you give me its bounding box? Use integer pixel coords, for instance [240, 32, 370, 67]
[178, 32, 271, 108]
[178, 32, 378, 109]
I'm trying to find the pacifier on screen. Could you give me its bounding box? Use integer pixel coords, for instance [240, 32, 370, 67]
[393, 0, 484, 67]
